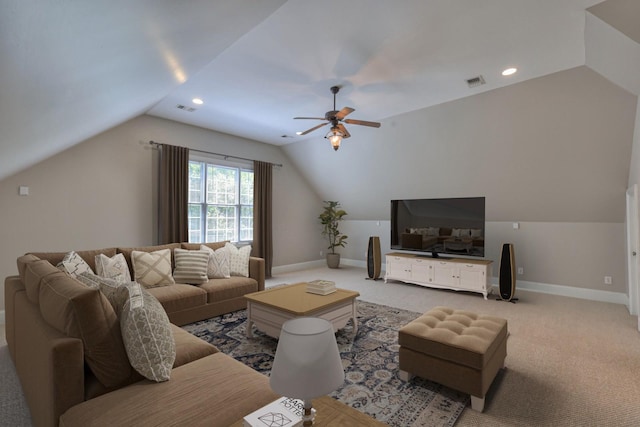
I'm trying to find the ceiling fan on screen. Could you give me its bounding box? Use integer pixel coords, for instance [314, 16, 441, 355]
[294, 86, 381, 151]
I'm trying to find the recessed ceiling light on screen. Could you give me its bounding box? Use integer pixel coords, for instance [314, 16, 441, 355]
[502, 68, 517, 76]
[192, 98, 204, 105]
[295, 131, 303, 135]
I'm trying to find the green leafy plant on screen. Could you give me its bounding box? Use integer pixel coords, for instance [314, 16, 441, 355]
[318, 201, 348, 254]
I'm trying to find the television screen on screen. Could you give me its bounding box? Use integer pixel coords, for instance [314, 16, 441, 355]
[390, 197, 485, 258]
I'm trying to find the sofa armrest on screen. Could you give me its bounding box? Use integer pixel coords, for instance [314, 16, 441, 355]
[13, 291, 85, 427]
[248, 257, 265, 291]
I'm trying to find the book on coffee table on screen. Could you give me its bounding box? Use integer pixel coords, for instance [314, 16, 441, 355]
[306, 280, 336, 295]
[243, 397, 306, 427]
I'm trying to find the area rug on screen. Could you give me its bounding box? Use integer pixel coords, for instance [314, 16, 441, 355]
[182, 300, 467, 427]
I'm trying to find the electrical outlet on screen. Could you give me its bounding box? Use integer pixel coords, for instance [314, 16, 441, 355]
[604, 276, 612, 285]
[517, 267, 524, 275]
[320, 251, 323, 257]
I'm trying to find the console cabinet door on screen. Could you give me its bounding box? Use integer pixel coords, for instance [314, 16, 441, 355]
[411, 258, 433, 282]
[386, 256, 412, 281]
[433, 261, 457, 287]
[458, 263, 486, 291]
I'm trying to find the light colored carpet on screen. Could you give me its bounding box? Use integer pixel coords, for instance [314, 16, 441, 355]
[2, 265, 640, 426]
[269, 266, 640, 426]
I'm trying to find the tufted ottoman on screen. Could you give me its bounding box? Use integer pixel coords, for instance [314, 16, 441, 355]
[398, 306, 508, 412]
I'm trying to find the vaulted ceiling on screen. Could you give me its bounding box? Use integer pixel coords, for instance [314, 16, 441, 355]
[1, 0, 639, 182]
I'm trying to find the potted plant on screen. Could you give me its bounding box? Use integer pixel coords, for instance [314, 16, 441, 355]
[318, 201, 348, 268]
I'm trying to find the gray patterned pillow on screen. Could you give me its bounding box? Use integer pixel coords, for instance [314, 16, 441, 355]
[225, 243, 251, 277]
[200, 245, 231, 279]
[77, 272, 128, 314]
[119, 281, 175, 382]
[131, 249, 175, 288]
[173, 249, 209, 285]
[57, 251, 94, 277]
[95, 253, 131, 283]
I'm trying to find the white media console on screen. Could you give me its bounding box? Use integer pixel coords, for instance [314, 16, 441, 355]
[385, 252, 493, 299]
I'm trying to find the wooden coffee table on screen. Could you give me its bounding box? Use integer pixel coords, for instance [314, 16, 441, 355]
[230, 396, 386, 427]
[245, 283, 360, 339]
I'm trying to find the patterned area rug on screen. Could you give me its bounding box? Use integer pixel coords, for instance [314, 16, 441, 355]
[183, 300, 467, 427]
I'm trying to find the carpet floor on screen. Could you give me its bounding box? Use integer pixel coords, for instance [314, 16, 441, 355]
[182, 299, 467, 427]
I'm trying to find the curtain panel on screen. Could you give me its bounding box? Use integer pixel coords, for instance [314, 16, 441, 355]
[158, 144, 189, 244]
[253, 160, 273, 277]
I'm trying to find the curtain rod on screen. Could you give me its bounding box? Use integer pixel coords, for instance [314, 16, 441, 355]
[148, 141, 283, 168]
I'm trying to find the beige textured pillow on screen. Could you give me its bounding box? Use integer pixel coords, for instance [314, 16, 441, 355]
[119, 282, 176, 382]
[200, 245, 231, 279]
[172, 249, 209, 285]
[131, 249, 175, 288]
[224, 242, 251, 277]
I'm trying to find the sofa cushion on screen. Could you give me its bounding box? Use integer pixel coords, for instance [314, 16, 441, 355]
[170, 325, 218, 368]
[225, 242, 251, 277]
[29, 248, 117, 274]
[145, 284, 207, 314]
[95, 253, 131, 283]
[58, 353, 280, 427]
[200, 245, 231, 279]
[131, 249, 176, 288]
[200, 277, 259, 303]
[16, 253, 42, 278]
[173, 249, 209, 285]
[22, 259, 61, 304]
[38, 272, 131, 388]
[57, 251, 95, 277]
[119, 282, 176, 382]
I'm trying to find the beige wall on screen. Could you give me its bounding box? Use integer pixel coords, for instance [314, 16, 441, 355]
[0, 115, 323, 311]
[341, 220, 626, 296]
[286, 67, 637, 301]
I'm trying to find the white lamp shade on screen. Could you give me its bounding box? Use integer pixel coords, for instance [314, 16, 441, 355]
[270, 317, 345, 400]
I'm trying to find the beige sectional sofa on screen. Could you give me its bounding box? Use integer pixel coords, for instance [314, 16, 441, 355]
[4, 242, 278, 427]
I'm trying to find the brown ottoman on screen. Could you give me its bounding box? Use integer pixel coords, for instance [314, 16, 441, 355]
[398, 306, 508, 412]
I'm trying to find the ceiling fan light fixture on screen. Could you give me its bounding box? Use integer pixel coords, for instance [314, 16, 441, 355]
[325, 127, 344, 151]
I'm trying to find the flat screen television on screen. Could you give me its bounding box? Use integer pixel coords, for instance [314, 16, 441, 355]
[390, 197, 485, 258]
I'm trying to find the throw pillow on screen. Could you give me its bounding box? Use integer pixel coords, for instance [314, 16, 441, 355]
[172, 249, 209, 285]
[200, 245, 231, 279]
[119, 281, 175, 382]
[77, 272, 128, 314]
[95, 253, 131, 283]
[131, 249, 175, 288]
[57, 251, 94, 278]
[225, 242, 251, 277]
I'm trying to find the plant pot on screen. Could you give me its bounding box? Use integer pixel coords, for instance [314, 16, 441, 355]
[326, 253, 341, 269]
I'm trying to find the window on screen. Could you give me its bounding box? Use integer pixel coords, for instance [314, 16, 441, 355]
[188, 160, 253, 244]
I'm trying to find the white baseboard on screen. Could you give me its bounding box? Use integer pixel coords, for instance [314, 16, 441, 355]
[272, 260, 326, 275]
[0, 310, 5, 325]
[490, 278, 629, 306]
[273, 259, 629, 306]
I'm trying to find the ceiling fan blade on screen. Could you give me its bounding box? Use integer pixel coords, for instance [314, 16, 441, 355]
[298, 122, 328, 135]
[335, 107, 355, 120]
[344, 118, 381, 128]
[337, 123, 351, 138]
[294, 117, 327, 120]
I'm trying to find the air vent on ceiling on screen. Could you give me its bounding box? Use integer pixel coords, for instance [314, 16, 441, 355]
[466, 75, 486, 88]
[176, 104, 197, 112]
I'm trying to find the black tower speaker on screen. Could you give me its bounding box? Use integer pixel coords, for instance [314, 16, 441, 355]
[498, 243, 517, 302]
[366, 236, 382, 280]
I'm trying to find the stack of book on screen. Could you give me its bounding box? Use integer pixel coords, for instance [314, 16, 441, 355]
[306, 280, 336, 295]
[243, 397, 305, 427]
